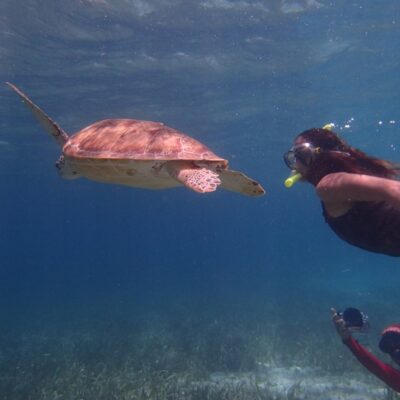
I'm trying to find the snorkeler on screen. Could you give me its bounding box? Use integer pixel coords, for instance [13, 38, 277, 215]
[331, 307, 400, 392]
[283, 127, 400, 256]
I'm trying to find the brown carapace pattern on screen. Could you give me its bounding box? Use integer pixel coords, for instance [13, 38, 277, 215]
[64, 119, 225, 162]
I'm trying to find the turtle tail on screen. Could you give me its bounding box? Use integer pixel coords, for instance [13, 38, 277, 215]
[6, 82, 69, 147]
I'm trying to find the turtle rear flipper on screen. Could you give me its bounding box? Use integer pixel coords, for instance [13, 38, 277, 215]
[6, 82, 69, 147]
[219, 169, 265, 197]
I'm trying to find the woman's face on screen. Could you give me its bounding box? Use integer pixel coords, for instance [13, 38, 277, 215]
[390, 349, 400, 366]
[293, 156, 309, 176]
[283, 141, 316, 176]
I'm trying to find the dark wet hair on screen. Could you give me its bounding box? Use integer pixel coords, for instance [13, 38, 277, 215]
[295, 128, 399, 185]
[379, 324, 400, 364]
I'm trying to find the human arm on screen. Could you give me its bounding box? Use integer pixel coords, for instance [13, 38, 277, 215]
[316, 173, 400, 211]
[344, 336, 400, 392]
[331, 308, 400, 392]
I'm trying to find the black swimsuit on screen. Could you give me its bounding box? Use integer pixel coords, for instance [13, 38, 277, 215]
[323, 201, 400, 257]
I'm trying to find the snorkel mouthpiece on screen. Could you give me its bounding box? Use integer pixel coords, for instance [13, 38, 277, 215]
[284, 172, 302, 188]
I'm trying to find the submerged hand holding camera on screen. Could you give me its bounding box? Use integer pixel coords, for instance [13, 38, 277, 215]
[338, 307, 370, 333]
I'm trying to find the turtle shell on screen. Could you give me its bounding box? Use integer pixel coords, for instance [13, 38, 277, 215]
[63, 119, 225, 162]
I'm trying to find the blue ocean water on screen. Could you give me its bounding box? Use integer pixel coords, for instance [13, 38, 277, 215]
[0, 1, 400, 398]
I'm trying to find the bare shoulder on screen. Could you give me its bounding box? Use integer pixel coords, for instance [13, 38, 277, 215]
[318, 173, 374, 191]
[317, 172, 400, 212]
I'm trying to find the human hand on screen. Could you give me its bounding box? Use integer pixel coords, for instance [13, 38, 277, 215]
[331, 307, 351, 341]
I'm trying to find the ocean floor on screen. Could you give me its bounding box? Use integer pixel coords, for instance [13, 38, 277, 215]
[204, 364, 389, 400]
[1, 326, 395, 400]
[3, 282, 399, 399]
[6, 364, 390, 400]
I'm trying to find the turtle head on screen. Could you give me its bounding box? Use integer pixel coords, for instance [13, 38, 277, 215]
[56, 156, 80, 179]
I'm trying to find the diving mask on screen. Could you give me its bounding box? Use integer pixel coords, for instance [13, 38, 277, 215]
[283, 142, 321, 170]
[392, 348, 400, 363]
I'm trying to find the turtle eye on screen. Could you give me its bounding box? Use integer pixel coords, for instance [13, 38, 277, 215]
[56, 156, 65, 170]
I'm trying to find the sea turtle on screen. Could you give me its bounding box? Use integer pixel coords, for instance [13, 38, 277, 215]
[7, 83, 265, 196]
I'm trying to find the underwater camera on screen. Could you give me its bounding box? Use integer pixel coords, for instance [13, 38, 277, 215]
[339, 307, 370, 333]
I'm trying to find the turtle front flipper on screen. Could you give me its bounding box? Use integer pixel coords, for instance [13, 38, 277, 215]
[219, 169, 265, 197]
[167, 161, 221, 193]
[6, 82, 69, 147]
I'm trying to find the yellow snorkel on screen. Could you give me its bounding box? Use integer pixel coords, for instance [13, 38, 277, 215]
[284, 123, 335, 188]
[322, 123, 335, 131]
[284, 172, 302, 188]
